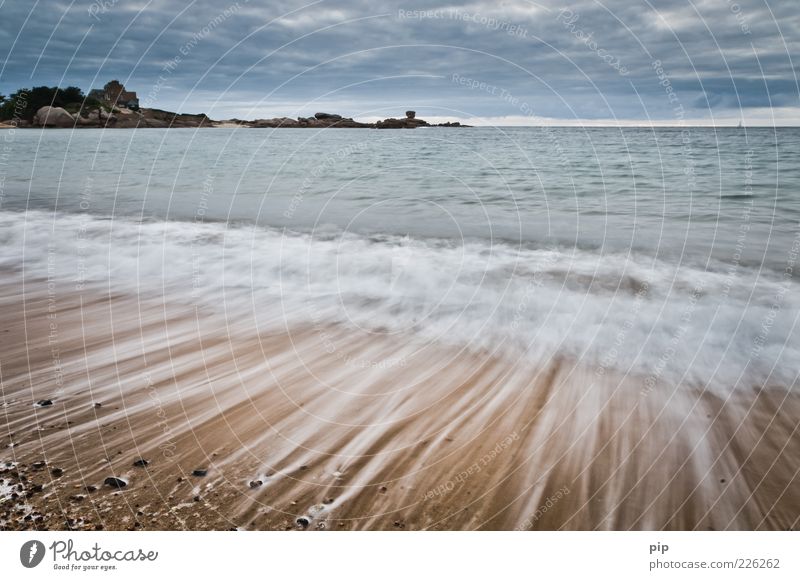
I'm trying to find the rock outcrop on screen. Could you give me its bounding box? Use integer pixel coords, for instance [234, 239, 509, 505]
[76, 108, 116, 127]
[251, 117, 300, 128]
[33, 106, 75, 128]
[22, 104, 470, 130]
[297, 115, 372, 128]
[249, 115, 371, 128]
[376, 115, 430, 129]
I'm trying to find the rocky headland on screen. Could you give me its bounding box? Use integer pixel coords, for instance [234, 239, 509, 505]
[9, 106, 467, 130]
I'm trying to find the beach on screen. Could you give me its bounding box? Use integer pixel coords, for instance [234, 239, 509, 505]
[1, 127, 798, 531]
[2, 278, 797, 531]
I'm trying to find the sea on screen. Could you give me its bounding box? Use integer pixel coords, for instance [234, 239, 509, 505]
[1, 126, 798, 392]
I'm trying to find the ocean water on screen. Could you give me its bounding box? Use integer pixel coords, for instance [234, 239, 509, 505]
[1, 126, 798, 392]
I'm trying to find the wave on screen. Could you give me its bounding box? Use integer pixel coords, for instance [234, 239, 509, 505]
[1, 209, 797, 393]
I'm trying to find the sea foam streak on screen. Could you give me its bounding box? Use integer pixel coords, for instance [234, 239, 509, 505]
[1, 209, 797, 393]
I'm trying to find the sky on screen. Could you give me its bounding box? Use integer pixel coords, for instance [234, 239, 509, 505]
[0, 0, 798, 125]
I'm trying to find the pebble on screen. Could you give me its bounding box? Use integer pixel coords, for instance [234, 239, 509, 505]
[192, 469, 208, 477]
[132, 458, 150, 467]
[322, 497, 334, 504]
[103, 477, 127, 489]
[249, 480, 263, 488]
[379, 486, 388, 494]
[36, 400, 53, 407]
[296, 517, 310, 529]
[51, 468, 64, 477]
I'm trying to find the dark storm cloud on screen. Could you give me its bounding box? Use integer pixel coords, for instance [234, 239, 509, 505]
[0, 0, 797, 123]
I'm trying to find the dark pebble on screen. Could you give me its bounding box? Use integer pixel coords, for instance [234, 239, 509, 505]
[85, 485, 97, 493]
[94, 403, 102, 408]
[249, 480, 263, 488]
[31, 461, 46, 470]
[192, 469, 207, 477]
[322, 497, 334, 504]
[31, 484, 43, 493]
[193, 495, 201, 502]
[720, 478, 726, 483]
[103, 477, 127, 489]
[132, 458, 150, 467]
[36, 400, 53, 407]
[299, 465, 309, 471]
[51, 468, 64, 477]
[379, 486, 388, 494]
[296, 517, 310, 529]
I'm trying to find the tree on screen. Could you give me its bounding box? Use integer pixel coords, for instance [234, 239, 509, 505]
[0, 88, 30, 121]
[0, 85, 88, 121]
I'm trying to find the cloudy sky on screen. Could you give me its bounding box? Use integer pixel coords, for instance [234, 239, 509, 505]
[1, 0, 798, 125]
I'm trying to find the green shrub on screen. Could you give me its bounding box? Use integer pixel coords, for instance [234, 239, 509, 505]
[0, 85, 87, 121]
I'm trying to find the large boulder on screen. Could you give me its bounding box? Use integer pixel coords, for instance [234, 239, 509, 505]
[314, 112, 342, 120]
[33, 106, 75, 128]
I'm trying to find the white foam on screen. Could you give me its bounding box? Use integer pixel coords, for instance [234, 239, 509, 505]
[1, 210, 797, 393]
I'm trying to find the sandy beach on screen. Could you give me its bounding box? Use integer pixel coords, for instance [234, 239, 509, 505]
[1, 278, 797, 531]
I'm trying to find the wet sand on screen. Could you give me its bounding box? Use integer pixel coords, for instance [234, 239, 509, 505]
[1, 280, 798, 530]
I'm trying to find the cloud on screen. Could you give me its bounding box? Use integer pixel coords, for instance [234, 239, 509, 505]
[0, 0, 797, 124]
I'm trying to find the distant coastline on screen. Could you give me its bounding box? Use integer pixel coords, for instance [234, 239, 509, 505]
[0, 107, 470, 130]
[0, 80, 468, 130]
